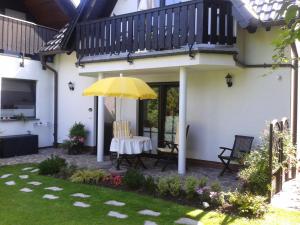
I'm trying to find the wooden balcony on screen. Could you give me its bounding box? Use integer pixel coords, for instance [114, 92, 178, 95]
[76, 0, 236, 59]
[0, 14, 57, 57]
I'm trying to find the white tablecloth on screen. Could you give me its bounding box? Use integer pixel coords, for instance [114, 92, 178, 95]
[110, 136, 153, 155]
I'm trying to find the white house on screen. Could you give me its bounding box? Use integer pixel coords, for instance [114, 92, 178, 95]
[0, 0, 298, 174]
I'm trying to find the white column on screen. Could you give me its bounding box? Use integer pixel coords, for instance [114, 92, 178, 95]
[97, 73, 105, 162]
[178, 67, 187, 175]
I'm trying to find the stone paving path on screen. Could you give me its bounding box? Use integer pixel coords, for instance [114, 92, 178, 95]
[271, 176, 300, 211]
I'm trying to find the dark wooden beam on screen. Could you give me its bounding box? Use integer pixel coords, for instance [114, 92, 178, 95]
[54, 0, 76, 19]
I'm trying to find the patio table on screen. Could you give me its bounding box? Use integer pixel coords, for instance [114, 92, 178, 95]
[110, 136, 153, 169]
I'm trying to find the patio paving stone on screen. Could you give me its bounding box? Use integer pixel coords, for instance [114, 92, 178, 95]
[138, 209, 160, 217]
[19, 175, 29, 179]
[71, 193, 91, 198]
[20, 188, 33, 193]
[22, 167, 33, 171]
[5, 181, 16, 186]
[73, 201, 91, 208]
[28, 181, 42, 186]
[30, 169, 39, 173]
[144, 221, 158, 225]
[44, 187, 63, 191]
[105, 200, 126, 207]
[107, 211, 128, 219]
[43, 194, 59, 200]
[0, 174, 12, 179]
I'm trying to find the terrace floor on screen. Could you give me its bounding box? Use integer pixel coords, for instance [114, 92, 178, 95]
[0, 148, 240, 190]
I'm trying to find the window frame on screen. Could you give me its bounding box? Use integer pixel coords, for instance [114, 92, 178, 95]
[0, 77, 37, 120]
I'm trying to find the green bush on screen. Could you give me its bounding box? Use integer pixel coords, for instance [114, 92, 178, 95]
[198, 177, 208, 188]
[70, 169, 107, 184]
[123, 169, 145, 190]
[168, 176, 181, 197]
[184, 176, 199, 199]
[228, 192, 268, 218]
[144, 176, 156, 194]
[157, 177, 169, 196]
[210, 181, 222, 193]
[157, 176, 182, 197]
[38, 155, 67, 175]
[56, 164, 77, 179]
[69, 122, 86, 138]
[239, 148, 270, 196]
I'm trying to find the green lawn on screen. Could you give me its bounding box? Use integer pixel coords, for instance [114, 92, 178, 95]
[0, 164, 299, 225]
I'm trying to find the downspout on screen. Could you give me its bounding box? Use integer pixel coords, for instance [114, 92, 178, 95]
[40, 56, 58, 148]
[290, 43, 298, 147]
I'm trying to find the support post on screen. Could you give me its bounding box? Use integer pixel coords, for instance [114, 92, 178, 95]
[97, 73, 105, 162]
[178, 67, 187, 175]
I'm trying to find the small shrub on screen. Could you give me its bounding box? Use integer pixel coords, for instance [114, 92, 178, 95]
[112, 175, 122, 187]
[196, 186, 211, 203]
[123, 169, 145, 190]
[228, 192, 268, 218]
[184, 176, 199, 199]
[209, 192, 225, 208]
[144, 176, 156, 194]
[210, 181, 222, 193]
[157, 177, 169, 196]
[56, 164, 77, 179]
[168, 176, 181, 197]
[198, 177, 208, 188]
[38, 155, 67, 175]
[157, 176, 182, 197]
[70, 169, 107, 184]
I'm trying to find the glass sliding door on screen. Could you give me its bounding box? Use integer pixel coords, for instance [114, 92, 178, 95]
[139, 83, 179, 149]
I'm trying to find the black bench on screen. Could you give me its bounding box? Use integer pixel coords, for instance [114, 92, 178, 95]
[0, 134, 38, 158]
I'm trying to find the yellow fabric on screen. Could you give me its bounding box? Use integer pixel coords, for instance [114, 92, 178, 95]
[113, 121, 131, 138]
[83, 77, 157, 100]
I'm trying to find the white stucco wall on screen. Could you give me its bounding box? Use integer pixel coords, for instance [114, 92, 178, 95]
[112, 67, 290, 162]
[0, 54, 54, 147]
[55, 53, 97, 146]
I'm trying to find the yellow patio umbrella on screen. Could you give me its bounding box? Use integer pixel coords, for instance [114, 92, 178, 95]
[83, 75, 157, 100]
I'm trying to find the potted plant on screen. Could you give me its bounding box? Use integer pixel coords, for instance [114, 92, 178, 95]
[62, 122, 87, 155]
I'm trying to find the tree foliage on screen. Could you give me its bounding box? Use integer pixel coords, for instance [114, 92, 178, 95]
[273, 2, 300, 64]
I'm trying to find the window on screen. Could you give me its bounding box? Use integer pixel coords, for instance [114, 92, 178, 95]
[139, 83, 179, 149]
[1, 78, 36, 119]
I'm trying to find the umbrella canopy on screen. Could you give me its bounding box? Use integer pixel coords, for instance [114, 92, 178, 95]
[83, 76, 157, 100]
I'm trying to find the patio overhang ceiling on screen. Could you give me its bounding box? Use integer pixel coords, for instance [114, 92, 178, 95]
[77, 51, 239, 77]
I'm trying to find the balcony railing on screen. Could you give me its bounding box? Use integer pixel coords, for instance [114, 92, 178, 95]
[0, 14, 57, 57]
[76, 0, 236, 59]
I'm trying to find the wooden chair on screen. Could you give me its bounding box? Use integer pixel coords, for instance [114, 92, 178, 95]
[155, 125, 190, 171]
[218, 135, 254, 176]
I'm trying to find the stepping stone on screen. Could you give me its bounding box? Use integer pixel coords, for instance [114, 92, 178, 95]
[28, 181, 42, 186]
[71, 193, 91, 198]
[107, 211, 128, 219]
[73, 202, 90, 208]
[22, 167, 33, 171]
[138, 210, 160, 217]
[19, 175, 29, 179]
[175, 218, 203, 225]
[144, 221, 158, 225]
[20, 188, 33, 193]
[30, 169, 39, 173]
[43, 194, 59, 200]
[5, 181, 16, 186]
[45, 187, 63, 191]
[0, 174, 12, 179]
[105, 200, 126, 207]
